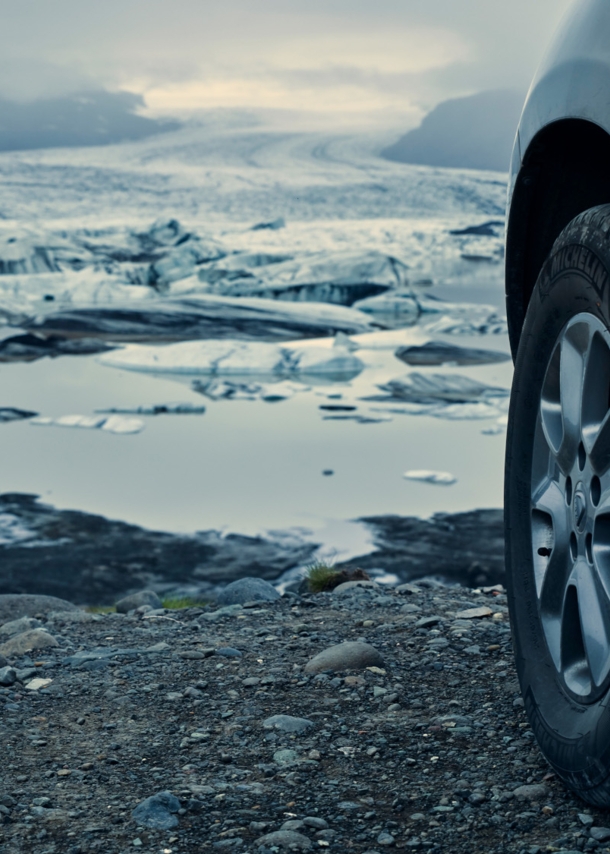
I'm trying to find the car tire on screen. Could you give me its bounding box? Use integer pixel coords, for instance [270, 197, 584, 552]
[506, 203, 610, 805]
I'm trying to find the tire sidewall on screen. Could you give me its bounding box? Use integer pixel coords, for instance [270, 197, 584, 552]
[506, 206, 610, 794]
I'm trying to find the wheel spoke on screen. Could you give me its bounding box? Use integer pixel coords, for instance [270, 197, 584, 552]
[532, 479, 570, 548]
[557, 334, 586, 470]
[590, 412, 610, 476]
[539, 542, 572, 670]
[574, 561, 610, 687]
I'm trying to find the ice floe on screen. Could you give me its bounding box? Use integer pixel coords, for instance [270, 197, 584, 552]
[0, 407, 38, 423]
[195, 250, 406, 305]
[99, 337, 365, 381]
[22, 294, 378, 341]
[97, 403, 206, 416]
[395, 340, 510, 366]
[403, 470, 457, 486]
[30, 414, 145, 434]
[367, 372, 510, 405]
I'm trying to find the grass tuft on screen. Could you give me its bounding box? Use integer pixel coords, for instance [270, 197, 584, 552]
[306, 561, 341, 593]
[86, 605, 116, 614]
[161, 596, 209, 610]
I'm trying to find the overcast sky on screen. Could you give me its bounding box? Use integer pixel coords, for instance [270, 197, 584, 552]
[1, 0, 574, 121]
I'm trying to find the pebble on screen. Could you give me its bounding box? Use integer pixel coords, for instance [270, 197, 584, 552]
[0, 665, 16, 686]
[263, 715, 314, 734]
[513, 784, 548, 801]
[255, 830, 312, 850]
[333, 581, 379, 595]
[131, 790, 180, 829]
[454, 606, 493, 619]
[115, 590, 162, 613]
[217, 577, 280, 606]
[304, 641, 384, 673]
[215, 647, 242, 658]
[377, 832, 395, 846]
[273, 749, 299, 765]
[590, 827, 610, 842]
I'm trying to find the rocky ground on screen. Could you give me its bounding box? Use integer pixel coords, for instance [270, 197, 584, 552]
[0, 582, 607, 854]
[0, 495, 505, 605]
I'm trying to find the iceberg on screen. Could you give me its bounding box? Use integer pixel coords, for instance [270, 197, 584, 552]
[395, 340, 510, 366]
[367, 372, 510, 405]
[99, 337, 364, 381]
[196, 250, 407, 306]
[22, 294, 378, 341]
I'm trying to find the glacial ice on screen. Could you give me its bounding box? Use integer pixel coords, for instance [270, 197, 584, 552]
[99, 338, 365, 381]
[403, 470, 457, 486]
[368, 372, 510, 405]
[22, 294, 378, 341]
[30, 414, 145, 434]
[196, 250, 407, 306]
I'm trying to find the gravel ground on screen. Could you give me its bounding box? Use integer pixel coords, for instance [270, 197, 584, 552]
[0, 583, 607, 854]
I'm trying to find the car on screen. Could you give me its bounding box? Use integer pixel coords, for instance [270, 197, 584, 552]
[505, 0, 610, 806]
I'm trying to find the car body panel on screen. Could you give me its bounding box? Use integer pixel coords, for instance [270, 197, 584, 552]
[509, 0, 610, 206]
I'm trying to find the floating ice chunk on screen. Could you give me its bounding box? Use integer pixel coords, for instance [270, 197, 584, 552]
[396, 340, 510, 366]
[352, 289, 419, 318]
[30, 414, 144, 434]
[149, 236, 226, 287]
[197, 250, 407, 306]
[422, 313, 508, 336]
[403, 470, 457, 486]
[251, 217, 286, 230]
[97, 403, 206, 416]
[367, 372, 509, 405]
[428, 402, 504, 420]
[0, 407, 38, 423]
[482, 414, 509, 435]
[99, 338, 364, 381]
[24, 294, 376, 340]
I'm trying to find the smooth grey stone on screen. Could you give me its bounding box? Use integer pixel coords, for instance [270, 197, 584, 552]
[333, 581, 379, 595]
[255, 830, 312, 850]
[591, 827, 610, 842]
[304, 641, 384, 674]
[131, 790, 180, 829]
[115, 590, 162, 613]
[513, 784, 548, 801]
[0, 666, 17, 686]
[377, 832, 395, 846]
[263, 715, 314, 734]
[0, 594, 78, 624]
[0, 616, 41, 637]
[215, 647, 242, 658]
[0, 629, 59, 658]
[217, 577, 280, 606]
[274, 749, 299, 765]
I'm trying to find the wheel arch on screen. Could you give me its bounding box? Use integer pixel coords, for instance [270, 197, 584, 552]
[506, 118, 610, 358]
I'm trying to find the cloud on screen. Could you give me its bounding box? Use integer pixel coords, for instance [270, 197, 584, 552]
[0, 0, 575, 118]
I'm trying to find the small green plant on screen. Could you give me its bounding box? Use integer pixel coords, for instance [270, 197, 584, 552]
[306, 561, 341, 593]
[85, 604, 116, 614]
[161, 596, 209, 610]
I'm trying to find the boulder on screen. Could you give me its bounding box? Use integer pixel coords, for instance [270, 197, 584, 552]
[0, 594, 77, 625]
[0, 629, 59, 658]
[131, 790, 180, 829]
[115, 590, 162, 614]
[305, 641, 384, 674]
[216, 577, 280, 606]
[0, 616, 41, 636]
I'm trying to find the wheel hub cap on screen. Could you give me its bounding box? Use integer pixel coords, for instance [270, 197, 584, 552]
[532, 312, 610, 702]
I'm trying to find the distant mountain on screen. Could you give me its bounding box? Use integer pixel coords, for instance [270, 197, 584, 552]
[0, 90, 180, 151]
[382, 90, 525, 172]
